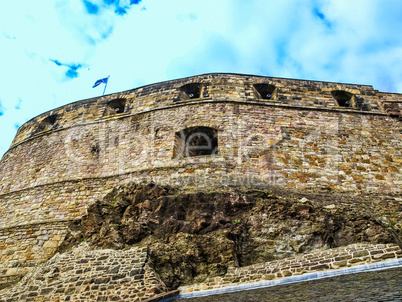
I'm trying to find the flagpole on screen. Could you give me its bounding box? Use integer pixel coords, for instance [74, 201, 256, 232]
[103, 75, 110, 95]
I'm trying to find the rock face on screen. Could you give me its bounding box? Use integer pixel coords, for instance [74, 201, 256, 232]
[59, 183, 402, 289]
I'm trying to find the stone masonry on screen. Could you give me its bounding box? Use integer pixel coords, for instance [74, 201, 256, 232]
[0, 73, 401, 296]
[179, 243, 402, 295]
[0, 246, 168, 301]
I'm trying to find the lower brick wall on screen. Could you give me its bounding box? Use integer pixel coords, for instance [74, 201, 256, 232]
[179, 243, 402, 294]
[0, 246, 168, 302]
[0, 243, 400, 301]
[0, 221, 69, 285]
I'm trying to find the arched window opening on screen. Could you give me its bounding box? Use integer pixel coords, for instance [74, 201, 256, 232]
[104, 98, 126, 116]
[177, 83, 202, 101]
[253, 83, 277, 100]
[173, 126, 218, 158]
[36, 114, 59, 133]
[331, 90, 354, 107]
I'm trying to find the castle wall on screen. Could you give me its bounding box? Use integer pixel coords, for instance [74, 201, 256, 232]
[1, 102, 400, 198]
[2, 74, 398, 196]
[0, 221, 68, 279]
[0, 73, 401, 282]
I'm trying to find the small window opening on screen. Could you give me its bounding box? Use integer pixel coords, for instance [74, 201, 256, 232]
[253, 83, 277, 100]
[178, 83, 201, 101]
[36, 114, 58, 133]
[331, 90, 354, 107]
[383, 102, 400, 118]
[104, 98, 126, 116]
[45, 115, 57, 125]
[173, 126, 218, 158]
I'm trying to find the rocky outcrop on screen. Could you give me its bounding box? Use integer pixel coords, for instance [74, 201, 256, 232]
[58, 183, 402, 289]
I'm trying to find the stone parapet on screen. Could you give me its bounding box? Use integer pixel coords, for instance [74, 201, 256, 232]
[0, 221, 69, 286]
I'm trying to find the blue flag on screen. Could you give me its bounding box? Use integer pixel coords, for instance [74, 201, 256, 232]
[92, 77, 108, 88]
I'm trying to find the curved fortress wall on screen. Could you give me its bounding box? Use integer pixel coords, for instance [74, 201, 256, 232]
[0, 73, 401, 277]
[1, 73, 401, 225]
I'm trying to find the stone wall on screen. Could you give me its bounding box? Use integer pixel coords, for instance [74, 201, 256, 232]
[2, 74, 400, 197]
[1, 243, 400, 301]
[179, 243, 402, 295]
[0, 103, 400, 226]
[0, 221, 69, 286]
[379, 92, 402, 118]
[0, 73, 401, 297]
[1, 105, 401, 195]
[0, 178, 119, 229]
[0, 246, 168, 302]
[9, 74, 385, 147]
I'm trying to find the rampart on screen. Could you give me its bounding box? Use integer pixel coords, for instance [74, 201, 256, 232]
[0, 246, 170, 301]
[179, 243, 401, 296]
[0, 73, 401, 295]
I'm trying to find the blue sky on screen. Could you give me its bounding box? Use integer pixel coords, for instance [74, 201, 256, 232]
[0, 0, 402, 159]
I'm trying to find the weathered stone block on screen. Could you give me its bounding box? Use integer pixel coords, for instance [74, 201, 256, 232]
[373, 253, 395, 260]
[353, 250, 369, 258]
